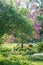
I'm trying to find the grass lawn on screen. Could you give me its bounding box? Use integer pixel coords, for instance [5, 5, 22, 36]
[1, 43, 17, 48]
[31, 61, 43, 65]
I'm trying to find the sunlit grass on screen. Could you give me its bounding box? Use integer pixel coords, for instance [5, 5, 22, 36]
[32, 61, 43, 65]
[0, 43, 17, 49]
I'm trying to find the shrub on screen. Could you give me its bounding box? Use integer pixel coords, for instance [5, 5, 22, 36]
[29, 44, 33, 47]
[0, 47, 11, 57]
[16, 47, 26, 51]
[28, 54, 43, 61]
[0, 47, 11, 52]
[0, 33, 9, 44]
[0, 54, 32, 65]
[38, 42, 43, 52]
[26, 49, 35, 55]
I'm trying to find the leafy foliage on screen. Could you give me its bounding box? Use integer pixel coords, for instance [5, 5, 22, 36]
[38, 42, 43, 52]
[0, 0, 33, 45]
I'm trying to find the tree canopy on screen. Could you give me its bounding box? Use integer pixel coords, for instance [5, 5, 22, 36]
[0, 0, 33, 45]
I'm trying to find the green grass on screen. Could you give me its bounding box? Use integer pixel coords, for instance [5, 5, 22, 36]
[1, 43, 17, 48]
[32, 61, 43, 65]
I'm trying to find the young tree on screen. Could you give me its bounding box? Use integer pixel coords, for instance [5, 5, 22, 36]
[0, 0, 33, 47]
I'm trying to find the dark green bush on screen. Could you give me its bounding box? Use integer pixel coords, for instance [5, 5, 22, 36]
[38, 42, 43, 52]
[28, 55, 43, 61]
[0, 48, 11, 52]
[0, 47, 11, 57]
[26, 50, 35, 55]
[16, 47, 26, 52]
[29, 44, 33, 47]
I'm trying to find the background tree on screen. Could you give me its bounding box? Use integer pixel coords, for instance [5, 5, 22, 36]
[36, 0, 43, 41]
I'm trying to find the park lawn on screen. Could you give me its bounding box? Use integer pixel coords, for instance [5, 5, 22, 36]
[31, 61, 43, 65]
[0, 43, 17, 50]
[2, 43, 17, 48]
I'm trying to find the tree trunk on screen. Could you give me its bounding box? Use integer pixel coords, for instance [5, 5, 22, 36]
[21, 43, 23, 48]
